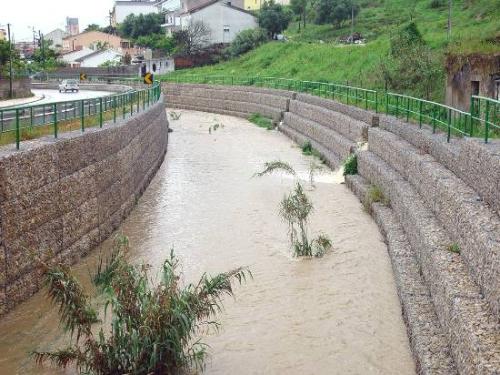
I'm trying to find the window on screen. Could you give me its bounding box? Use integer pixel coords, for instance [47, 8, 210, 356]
[223, 26, 230, 32]
[471, 81, 480, 96]
[152, 63, 157, 72]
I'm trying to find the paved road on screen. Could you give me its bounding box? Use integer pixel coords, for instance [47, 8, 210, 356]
[30, 89, 113, 105]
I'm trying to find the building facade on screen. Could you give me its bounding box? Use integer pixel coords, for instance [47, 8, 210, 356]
[243, 0, 287, 10]
[62, 30, 134, 54]
[0, 28, 6, 41]
[112, 0, 161, 25]
[164, 0, 256, 44]
[66, 17, 80, 36]
[445, 53, 500, 112]
[45, 29, 69, 50]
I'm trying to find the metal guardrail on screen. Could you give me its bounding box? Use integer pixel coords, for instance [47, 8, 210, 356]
[162, 75, 499, 143]
[0, 80, 161, 150]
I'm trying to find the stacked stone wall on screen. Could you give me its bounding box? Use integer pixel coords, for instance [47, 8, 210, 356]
[0, 97, 168, 316]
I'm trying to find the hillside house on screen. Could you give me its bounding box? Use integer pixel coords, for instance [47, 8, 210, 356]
[445, 53, 500, 112]
[162, 0, 256, 44]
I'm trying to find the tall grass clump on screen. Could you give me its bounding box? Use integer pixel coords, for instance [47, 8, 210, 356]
[342, 154, 357, 176]
[364, 184, 390, 213]
[33, 236, 250, 374]
[248, 113, 274, 130]
[255, 161, 332, 257]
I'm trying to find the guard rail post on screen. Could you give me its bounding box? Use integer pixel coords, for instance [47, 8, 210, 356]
[53, 103, 58, 139]
[15, 108, 20, 150]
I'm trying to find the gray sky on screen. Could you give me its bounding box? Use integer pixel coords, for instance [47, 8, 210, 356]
[0, 0, 114, 42]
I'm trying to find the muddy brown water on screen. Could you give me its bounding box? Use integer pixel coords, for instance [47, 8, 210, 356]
[0, 110, 415, 375]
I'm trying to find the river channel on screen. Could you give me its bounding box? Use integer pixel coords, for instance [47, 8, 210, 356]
[0, 110, 415, 374]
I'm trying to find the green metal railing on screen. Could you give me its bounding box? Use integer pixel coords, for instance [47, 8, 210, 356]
[470, 96, 500, 143]
[0, 80, 161, 150]
[163, 74, 500, 143]
[165, 75, 379, 112]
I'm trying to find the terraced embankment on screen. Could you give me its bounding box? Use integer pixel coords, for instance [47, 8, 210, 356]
[164, 82, 500, 374]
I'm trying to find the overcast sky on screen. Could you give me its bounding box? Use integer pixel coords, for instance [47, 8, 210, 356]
[1, 0, 115, 42]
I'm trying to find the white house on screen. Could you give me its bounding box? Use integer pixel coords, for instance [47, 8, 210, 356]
[164, 0, 257, 44]
[77, 49, 123, 67]
[60, 47, 95, 67]
[138, 58, 175, 76]
[112, 0, 160, 25]
[45, 28, 69, 50]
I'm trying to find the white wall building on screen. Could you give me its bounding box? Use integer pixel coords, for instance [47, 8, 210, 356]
[166, 0, 257, 44]
[139, 58, 175, 76]
[77, 49, 123, 67]
[61, 47, 95, 67]
[45, 29, 69, 49]
[112, 0, 160, 25]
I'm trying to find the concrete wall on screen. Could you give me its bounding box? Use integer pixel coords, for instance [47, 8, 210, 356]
[0, 96, 169, 317]
[163, 83, 500, 375]
[0, 78, 32, 100]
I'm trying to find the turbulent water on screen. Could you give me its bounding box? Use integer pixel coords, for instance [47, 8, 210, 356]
[0, 110, 415, 375]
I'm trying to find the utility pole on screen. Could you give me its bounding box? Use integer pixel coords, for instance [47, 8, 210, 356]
[7, 23, 13, 98]
[38, 30, 45, 71]
[351, 5, 354, 44]
[447, 0, 452, 41]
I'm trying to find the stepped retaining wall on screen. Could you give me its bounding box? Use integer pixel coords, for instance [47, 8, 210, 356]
[0, 96, 169, 317]
[163, 82, 499, 375]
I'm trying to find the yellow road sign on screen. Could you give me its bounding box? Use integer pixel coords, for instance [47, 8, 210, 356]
[80, 73, 87, 81]
[144, 72, 153, 85]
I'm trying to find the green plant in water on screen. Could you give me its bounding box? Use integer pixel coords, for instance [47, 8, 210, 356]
[248, 113, 274, 130]
[254, 160, 296, 177]
[302, 141, 313, 155]
[280, 182, 331, 257]
[169, 111, 181, 120]
[364, 184, 390, 213]
[447, 243, 461, 254]
[342, 154, 357, 176]
[255, 161, 331, 257]
[32, 235, 250, 374]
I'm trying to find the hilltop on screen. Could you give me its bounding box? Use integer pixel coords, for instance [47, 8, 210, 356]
[165, 0, 500, 101]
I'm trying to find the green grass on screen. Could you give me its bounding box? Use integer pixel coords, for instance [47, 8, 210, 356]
[342, 154, 358, 176]
[248, 113, 274, 130]
[163, 0, 499, 101]
[447, 243, 461, 254]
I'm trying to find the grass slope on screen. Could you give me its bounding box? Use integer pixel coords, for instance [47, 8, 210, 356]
[165, 0, 499, 100]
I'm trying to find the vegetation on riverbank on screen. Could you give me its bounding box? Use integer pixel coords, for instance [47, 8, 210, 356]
[33, 235, 250, 374]
[249, 113, 274, 130]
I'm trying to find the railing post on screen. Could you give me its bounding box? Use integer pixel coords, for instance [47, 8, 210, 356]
[113, 96, 117, 123]
[484, 100, 490, 143]
[432, 106, 437, 133]
[406, 97, 410, 122]
[53, 103, 58, 138]
[447, 108, 451, 142]
[419, 100, 423, 128]
[30, 107, 34, 127]
[99, 97, 103, 128]
[81, 100, 85, 132]
[136, 92, 140, 113]
[0, 110, 3, 133]
[386, 93, 389, 114]
[15, 108, 20, 150]
[375, 91, 378, 113]
[130, 93, 133, 115]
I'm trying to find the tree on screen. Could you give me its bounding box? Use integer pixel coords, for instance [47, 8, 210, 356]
[32, 236, 250, 374]
[259, 0, 292, 38]
[173, 21, 212, 55]
[226, 28, 268, 58]
[135, 34, 175, 52]
[84, 24, 101, 32]
[119, 13, 164, 39]
[290, 0, 309, 30]
[380, 22, 442, 99]
[315, 0, 359, 28]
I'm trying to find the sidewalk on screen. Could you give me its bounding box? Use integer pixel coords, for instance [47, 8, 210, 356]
[0, 94, 44, 109]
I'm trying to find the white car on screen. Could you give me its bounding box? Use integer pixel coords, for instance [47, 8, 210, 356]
[59, 79, 79, 93]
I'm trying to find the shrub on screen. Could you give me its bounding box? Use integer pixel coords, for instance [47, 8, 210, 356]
[33, 236, 250, 374]
[249, 113, 274, 130]
[364, 184, 389, 213]
[302, 141, 313, 155]
[447, 243, 461, 254]
[227, 28, 268, 58]
[342, 154, 357, 176]
[429, 0, 446, 8]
